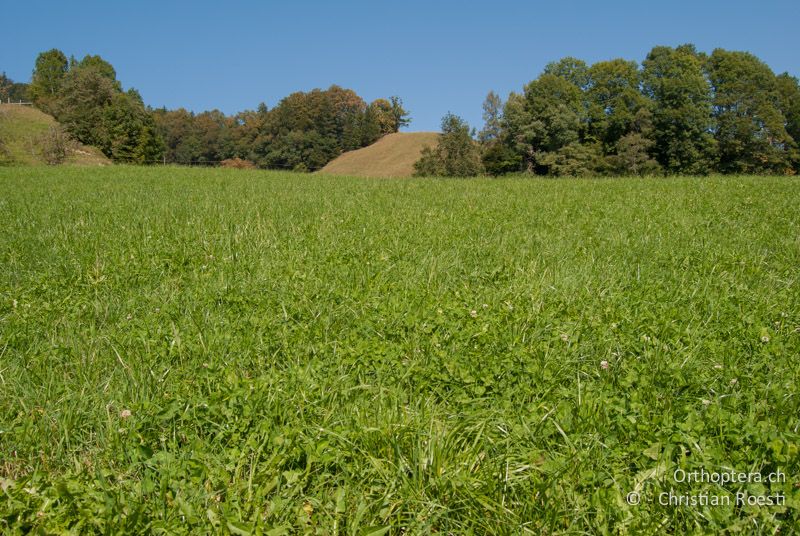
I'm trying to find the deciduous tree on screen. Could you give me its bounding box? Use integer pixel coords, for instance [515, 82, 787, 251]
[29, 49, 68, 113]
[708, 49, 796, 174]
[478, 91, 502, 143]
[543, 57, 590, 90]
[390, 96, 411, 132]
[502, 74, 586, 174]
[414, 113, 483, 177]
[641, 45, 716, 174]
[0, 73, 29, 103]
[587, 59, 649, 148]
[55, 66, 117, 147]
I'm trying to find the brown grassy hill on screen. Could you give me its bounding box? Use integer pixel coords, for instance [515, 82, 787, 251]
[319, 132, 440, 178]
[0, 104, 110, 166]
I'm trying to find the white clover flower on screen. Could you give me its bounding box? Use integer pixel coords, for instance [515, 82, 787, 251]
[119, 409, 132, 419]
[470, 310, 478, 318]
[600, 360, 609, 370]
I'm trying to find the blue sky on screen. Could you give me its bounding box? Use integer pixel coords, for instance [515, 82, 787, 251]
[1, 0, 798, 132]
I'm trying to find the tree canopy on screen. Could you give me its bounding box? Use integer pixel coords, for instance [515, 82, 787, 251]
[0, 73, 30, 102]
[708, 49, 797, 174]
[151, 87, 408, 169]
[414, 113, 483, 177]
[41, 53, 163, 163]
[19, 48, 410, 169]
[479, 44, 799, 176]
[29, 49, 69, 113]
[15, 44, 800, 176]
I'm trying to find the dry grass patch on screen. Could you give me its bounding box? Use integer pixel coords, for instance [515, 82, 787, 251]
[319, 131, 439, 177]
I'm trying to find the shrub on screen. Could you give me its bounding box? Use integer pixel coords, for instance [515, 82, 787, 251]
[220, 157, 256, 169]
[38, 125, 74, 165]
[0, 136, 11, 165]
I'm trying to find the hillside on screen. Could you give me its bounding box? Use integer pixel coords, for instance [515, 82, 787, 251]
[319, 131, 439, 177]
[0, 104, 110, 166]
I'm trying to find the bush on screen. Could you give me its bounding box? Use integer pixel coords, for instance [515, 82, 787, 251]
[535, 142, 605, 177]
[38, 125, 74, 165]
[0, 137, 12, 165]
[482, 142, 522, 176]
[220, 157, 256, 169]
[609, 133, 662, 176]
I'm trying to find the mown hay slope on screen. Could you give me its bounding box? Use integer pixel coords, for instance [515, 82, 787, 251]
[319, 132, 439, 177]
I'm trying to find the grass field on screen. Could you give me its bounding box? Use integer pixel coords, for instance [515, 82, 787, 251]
[0, 166, 798, 534]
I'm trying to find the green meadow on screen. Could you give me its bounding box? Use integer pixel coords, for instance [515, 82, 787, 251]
[1, 166, 798, 534]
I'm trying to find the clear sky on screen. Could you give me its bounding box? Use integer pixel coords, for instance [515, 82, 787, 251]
[1, 0, 798, 132]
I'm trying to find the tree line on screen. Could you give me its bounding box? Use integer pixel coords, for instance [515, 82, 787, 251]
[2, 49, 409, 169]
[6, 44, 799, 176]
[417, 44, 800, 177]
[152, 92, 408, 170]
